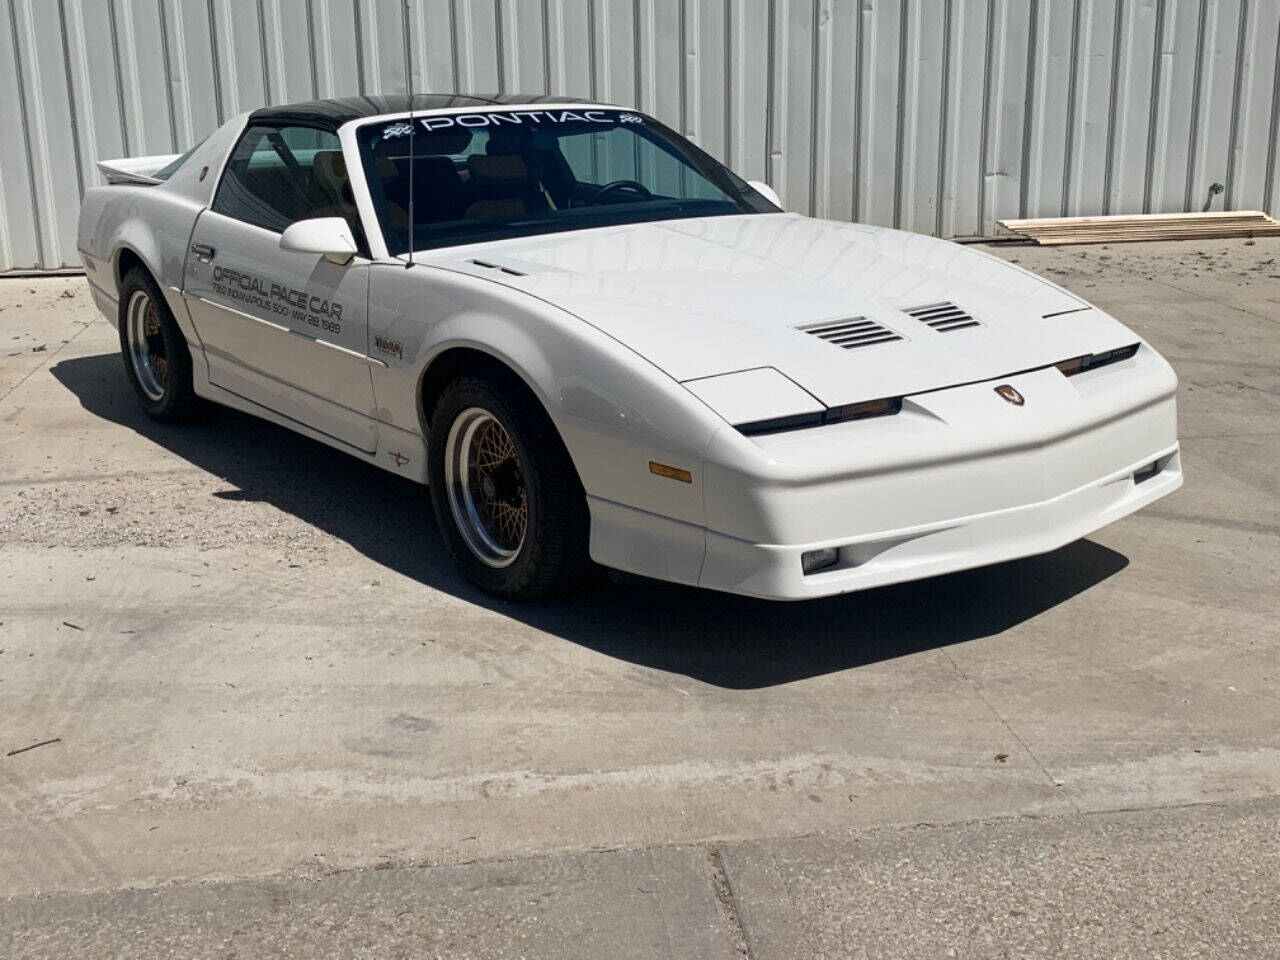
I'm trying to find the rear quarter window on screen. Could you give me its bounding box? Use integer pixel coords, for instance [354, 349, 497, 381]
[152, 140, 205, 181]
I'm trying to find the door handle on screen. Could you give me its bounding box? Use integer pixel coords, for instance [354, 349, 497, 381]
[191, 243, 216, 261]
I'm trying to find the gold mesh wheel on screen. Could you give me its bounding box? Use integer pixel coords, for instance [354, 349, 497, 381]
[444, 407, 528, 568]
[125, 290, 170, 402]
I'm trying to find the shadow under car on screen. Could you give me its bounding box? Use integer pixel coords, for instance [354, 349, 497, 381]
[49, 351, 1130, 690]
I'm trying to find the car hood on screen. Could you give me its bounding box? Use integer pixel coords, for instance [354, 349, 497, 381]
[421, 214, 1136, 407]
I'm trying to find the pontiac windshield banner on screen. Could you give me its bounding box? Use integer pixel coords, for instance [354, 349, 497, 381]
[380, 109, 643, 139]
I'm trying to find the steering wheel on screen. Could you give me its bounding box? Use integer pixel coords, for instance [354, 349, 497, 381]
[591, 179, 653, 203]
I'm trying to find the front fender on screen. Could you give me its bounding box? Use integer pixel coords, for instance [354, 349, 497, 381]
[367, 262, 730, 531]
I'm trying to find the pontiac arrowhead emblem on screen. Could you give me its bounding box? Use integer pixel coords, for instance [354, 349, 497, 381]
[995, 384, 1025, 406]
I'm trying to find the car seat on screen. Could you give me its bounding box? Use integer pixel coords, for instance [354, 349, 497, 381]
[464, 153, 549, 219]
[309, 150, 363, 243]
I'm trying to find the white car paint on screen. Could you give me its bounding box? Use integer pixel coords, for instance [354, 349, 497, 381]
[77, 102, 1182, 600]
[279, 216, 360, 263]
[683, 368, 824, 427]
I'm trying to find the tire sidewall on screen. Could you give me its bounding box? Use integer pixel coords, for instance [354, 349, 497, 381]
[432, 384, 542, 593]
[117, 269, 195, 421]
[427, 378, 556, 597]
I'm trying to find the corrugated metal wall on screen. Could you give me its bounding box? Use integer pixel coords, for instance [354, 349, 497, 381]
[3, 0, 1279, 272]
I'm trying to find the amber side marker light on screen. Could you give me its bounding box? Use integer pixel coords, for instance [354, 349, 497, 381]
[649, 461, 693, 484]
[1055, 343, 1140, 377]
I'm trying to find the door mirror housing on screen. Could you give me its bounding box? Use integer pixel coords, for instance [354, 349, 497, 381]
[280, 217, 358, 264]
[747, 180, 783, 210]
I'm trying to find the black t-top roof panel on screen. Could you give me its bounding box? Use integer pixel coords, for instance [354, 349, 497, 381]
[247, 93, 606, 130]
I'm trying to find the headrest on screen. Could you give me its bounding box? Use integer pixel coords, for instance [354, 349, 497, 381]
[467, 153, 530, 185]
[465, 198, 528, 220]
[428, 129, 474, 154]
[411, 155, 462, 179]
[485, 132, 523, 156]
[312, 150, 347, 188]
[374, 154, 398, 182]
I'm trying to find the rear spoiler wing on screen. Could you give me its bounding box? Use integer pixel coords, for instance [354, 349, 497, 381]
[96, 154, 180, 186]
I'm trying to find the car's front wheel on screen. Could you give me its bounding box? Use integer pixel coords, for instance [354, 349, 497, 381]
[427, 374, 590, 600]
[118, 267, 204, 423]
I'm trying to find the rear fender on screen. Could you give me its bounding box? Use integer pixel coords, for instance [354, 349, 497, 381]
[78, 186, 205, 345]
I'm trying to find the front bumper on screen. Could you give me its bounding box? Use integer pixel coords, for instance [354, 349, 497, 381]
[698, 444, 1180, 599]
[694, 349, 1181, 599]
[589, 346, 1182, 600]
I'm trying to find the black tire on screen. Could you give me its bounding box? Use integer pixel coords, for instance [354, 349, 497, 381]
[117, 266, 205, 423]
[427, 373, 591, 600]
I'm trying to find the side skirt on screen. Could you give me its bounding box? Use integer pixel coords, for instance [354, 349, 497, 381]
[192, 362, 429, 484]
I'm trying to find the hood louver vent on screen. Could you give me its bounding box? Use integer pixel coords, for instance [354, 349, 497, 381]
[470, 258, 526, 277]
[905, 301, 982, 332]
[799, 317, 903, 350]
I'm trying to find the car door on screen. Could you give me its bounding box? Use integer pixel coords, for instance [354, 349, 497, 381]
[183, 122, 379, 453]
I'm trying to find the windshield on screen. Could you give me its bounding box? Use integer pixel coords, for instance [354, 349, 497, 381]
[356, 108, 777, 256]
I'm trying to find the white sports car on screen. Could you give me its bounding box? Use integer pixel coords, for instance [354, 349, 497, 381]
[78, 94, 1182, 600]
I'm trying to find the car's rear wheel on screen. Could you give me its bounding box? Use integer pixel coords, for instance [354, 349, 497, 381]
[118, 267, 204, 422]
[428, 374, 590, 600]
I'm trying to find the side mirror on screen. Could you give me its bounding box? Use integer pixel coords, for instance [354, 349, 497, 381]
[280, 217, 358, 265]
[747, 180, 783, 210]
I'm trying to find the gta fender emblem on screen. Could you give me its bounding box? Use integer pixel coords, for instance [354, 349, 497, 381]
[995, 384, 1025, 406]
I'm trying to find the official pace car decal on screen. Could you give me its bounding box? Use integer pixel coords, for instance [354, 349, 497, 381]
[379, 110, 644, 140]
[210, 266, 344, 336]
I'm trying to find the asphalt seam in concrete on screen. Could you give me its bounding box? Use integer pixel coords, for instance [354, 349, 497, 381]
[0, 787, 1274, 942]
[0, 316, 95, 405]
[2, 796, 1270, 909]
[1163, 357, 1280, 372]
[0, 468, 211, 489]
[5, 796, 1277, 958]
[937, 647, 1077, 811]
[1069, 247, 1280, 327]
[1140, 507, 1280, 538]
[1186, 293, 1280, 327]
[702, 846, 752, 959]
[1178, 431, 1280, 441]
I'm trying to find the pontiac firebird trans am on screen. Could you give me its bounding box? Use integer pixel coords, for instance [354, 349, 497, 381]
[78, 94, 1182, 600]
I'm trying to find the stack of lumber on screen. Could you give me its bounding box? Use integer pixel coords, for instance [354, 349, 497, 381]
[997, 211, 1280, 245]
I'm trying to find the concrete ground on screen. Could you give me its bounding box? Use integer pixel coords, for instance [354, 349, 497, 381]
[1, 238, 1277, 957]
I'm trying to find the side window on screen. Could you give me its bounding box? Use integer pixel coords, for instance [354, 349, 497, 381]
[212, 124, 353, 234]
